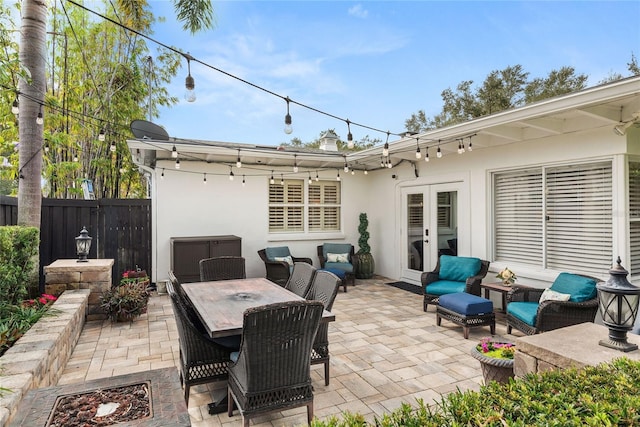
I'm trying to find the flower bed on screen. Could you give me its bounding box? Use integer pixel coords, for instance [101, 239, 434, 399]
[0, 289, 90, 427]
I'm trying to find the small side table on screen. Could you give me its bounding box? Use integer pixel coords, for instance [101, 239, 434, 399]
[481, 282, 532, 312]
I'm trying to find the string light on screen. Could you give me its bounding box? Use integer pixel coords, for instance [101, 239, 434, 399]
[380, 157, 385, 168]
[270, 171, 275, 184]
[415, 138, 421, 159]
[242, 175, 246, 186]
[229, 167, 234, 181]
[36, 106, 43, 125]
[343, 157, 349, 173]
[387, 157, 393, 168]
[284, 97, 293, 134]
[98, 128, 105, 142]
[308, 172, 312, 185]
[364, 168, 368, 175]
[382, 131, 390, 156]
[171, 145, 178, 158]
[351, 169, 355, 175]
[203, 173, 207, 184]
[161, 169, 165, 179]
[315, 171, 319, 182]
[175, 157, 180, 169]
[44, 142, 49, 153]
[280, 174, 284, 185]
[346, 119, 354, 149]
[110, 141, 116, 152]
[336, 170, 341, 181]
[73, 152, 78, 162]
[236, 149, 242, 168]
[425, 147, 429, 162]
[11, 99, 18, 115]
[293, 154, 298, 173]
[437, 140, 442, 158]
[468, 136, 473, 151]
[184, 53, 196, 102]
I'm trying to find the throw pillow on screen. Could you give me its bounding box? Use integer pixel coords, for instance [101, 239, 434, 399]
[327, 253, 349, 263]
[274, 255, 294, 266]
[539, 288, 571, 303]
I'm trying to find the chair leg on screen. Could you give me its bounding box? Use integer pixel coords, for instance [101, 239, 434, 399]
[507, 324, 512, 334]
[184, 384, 190, 403]
[463, 326, 469, 339]
[227, 388, 234, 416]
[324, 360, 330, 386]
[307, 401, 314, 425]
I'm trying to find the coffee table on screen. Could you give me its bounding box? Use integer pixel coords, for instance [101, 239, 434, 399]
[480, 282, 532, 312]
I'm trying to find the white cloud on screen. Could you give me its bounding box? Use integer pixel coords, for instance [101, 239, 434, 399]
[348, 4, 368, 19]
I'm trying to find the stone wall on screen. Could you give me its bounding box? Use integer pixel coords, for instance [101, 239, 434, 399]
[0, 289, 90, 427]
[514, 322, 640, 377]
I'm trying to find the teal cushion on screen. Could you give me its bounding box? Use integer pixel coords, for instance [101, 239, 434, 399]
[425, 280, 467, 296]
[323, 243, 352, 259]
[439, 255, 481, 282]
[325, 262, 353, 273]
[265, 246, 291, 261]
[549, 273, 597, 303]
[507, 301, 539, 326]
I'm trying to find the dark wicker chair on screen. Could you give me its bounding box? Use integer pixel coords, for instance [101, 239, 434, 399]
[166, 281, 231, 402]
[227, 300, 324, 427]
[199, 256, 246, 281]
[285, 262, 317, 298]
[506, 273, 600, 335]
[317, 243, 358, 290]
[421, 255, 490, 311]
[258, 247, 313, 287]
[306, 270, 340, 386]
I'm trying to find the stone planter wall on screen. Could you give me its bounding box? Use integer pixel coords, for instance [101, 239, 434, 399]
[0, 289, 90, 427]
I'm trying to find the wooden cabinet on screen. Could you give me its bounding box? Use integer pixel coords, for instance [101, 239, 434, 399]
[170, 235, 241, 283]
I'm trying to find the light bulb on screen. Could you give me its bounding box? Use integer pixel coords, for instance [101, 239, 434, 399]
[336, 172, 341, 181]
[229, 170, 234, 181]
[161, 169, 165, 179]
[437, 147, 442, 158]
[364, 169, 368, 175]
[284, 114, 293, 134]
[348, 139, 354, 149]
[236, 158, 242, 168]
[73, 155, 78, 162]
[351, 170, 355, 175]
[203, 174, 207, 184]
[468, 140, 473, 151]
[110, 142, 116, 152]
[308, 174, 312, 184]
[382, 143, 389, 157]
[185, 75, 196, 102]
[315, 172, 319, 182]
[98, 129, 105, 142]
[175, 158, 180, 169]
[171, 145, 178, 158]
[280, 175, 284, 185]
[36, 112, 43, 125]
[242, 175, 246, 186]
[44, 144, 49, 153]
[344, 164, 349, 173]
[425, 150, 430, 162]
[387, 162, 392, 169]
[415, 147, 421, 159]
[11, 99, 19, 115]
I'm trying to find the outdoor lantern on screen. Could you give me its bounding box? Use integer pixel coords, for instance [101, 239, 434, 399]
[75, 227, 92, 263]
[596, 257, 640, 352]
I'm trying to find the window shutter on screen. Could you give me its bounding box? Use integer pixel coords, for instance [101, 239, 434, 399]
[494, 169, 543, 265]
[545, 162, 612, 275]
[268, 180, 304, 232]
[308, 182, 340, 231]
[629, 162, 640, 275]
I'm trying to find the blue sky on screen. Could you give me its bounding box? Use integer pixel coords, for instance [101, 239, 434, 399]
[147, 1, 640, 146]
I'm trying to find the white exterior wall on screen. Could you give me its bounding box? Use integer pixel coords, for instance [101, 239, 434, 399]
[151, 126, 636, 286]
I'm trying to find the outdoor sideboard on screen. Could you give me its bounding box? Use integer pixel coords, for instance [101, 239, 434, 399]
[514, 322, 640, 377]
[44, 259, 114, 320]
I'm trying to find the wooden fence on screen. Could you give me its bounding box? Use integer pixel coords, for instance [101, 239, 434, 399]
[0, 196, 151, 290]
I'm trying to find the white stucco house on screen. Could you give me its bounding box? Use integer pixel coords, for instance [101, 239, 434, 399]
[128, 76, 640, 288]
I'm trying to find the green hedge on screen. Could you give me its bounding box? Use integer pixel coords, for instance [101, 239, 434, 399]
[311, 358, 640, 427]
[0, 225, 40, 305]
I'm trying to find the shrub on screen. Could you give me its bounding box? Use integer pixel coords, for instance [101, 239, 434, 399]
[310, 358, 640, 427]
[0, 226, 39, 305]
[0, 294, 57, 357]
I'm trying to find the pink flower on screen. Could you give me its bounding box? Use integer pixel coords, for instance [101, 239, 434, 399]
[42, 294, 57, 301]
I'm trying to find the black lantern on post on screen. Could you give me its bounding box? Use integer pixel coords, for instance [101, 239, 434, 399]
[75, 227, 92, 263]
[596, 257, 640, 352]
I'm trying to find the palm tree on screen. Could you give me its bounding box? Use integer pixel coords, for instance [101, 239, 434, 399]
[16, 0, 214, 226]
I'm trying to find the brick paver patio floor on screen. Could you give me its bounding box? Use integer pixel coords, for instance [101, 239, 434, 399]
[58, 276, 517, 426]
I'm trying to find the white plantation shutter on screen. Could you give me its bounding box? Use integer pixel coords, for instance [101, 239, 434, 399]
[629, 162, 640, 275]
[268, 180, 304, 232]
[545, 162, 612, 275]
[407, 194, 423, 229]
[437, 192, 451, 228]
[494, 169, 543, 265]
[308, 181, 341, 231]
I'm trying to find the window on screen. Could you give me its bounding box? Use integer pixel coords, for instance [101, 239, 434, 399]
[437, 192, 455, 229]
[268, 179, 341, 232]
[629, 161, 640, 275]
[493, 161, 612, 276]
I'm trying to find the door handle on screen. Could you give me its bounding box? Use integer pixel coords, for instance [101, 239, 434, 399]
[424, 239, 429, 243]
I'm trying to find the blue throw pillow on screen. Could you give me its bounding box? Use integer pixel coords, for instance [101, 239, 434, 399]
[549, 272, 597, 303]
[439, 255, 481, 282]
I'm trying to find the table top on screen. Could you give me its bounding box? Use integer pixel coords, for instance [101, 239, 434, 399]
[182, 277, 335, 338]
[481, 282, 532, 292]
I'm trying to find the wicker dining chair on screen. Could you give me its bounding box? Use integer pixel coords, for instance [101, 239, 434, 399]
[285, 262, 317, 298]
[258, 247, 313, 287]
[199, 256, 246, 281]
[227, 300, 324, 427]
[166, 281, 231, 402]
[306, 270, 341, 386]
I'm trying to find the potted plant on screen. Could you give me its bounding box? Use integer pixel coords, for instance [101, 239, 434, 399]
[470, 337, 515, 384]
[355, 213, 375, 279]
[100, 269, 150, 322]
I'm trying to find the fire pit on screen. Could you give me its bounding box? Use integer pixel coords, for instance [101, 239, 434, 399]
[9, 368, 189, 427]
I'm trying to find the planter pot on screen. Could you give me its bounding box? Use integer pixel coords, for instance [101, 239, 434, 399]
[356, 253, 375, 279]
[470, 345, 515, 384]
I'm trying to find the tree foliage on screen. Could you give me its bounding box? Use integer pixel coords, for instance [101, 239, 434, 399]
[284, 129, 380, 151]
[405, 60, 638, 133]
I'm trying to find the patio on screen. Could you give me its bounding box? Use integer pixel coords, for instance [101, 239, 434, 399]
[56, 276, 517, 426]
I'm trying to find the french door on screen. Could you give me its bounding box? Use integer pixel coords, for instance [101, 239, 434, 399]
[400, 183, 462, 284]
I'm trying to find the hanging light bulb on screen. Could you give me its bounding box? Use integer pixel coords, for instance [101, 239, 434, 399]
[175, 158, 180, 169]
[387, 158, 393, 168]
[457, 139, 462, 154]
[293, 154, 298, 173]
[415, 139, 421, 159]
[184, 53, 196, 102]
[236, 150, 242, 168]
[270, 171, 275, 185]
[425, 147, 430, 162]
[346, 119, 354, 149]
[380, 157, 385, 168]
[171, 145, 178, 158]
[36, 107, 43, 125]
[98, 129, 106, 142]
[110, 141, 116, 152]
[308, 173, 312, 185]
[364, 168, 368, 175]
[11, 99, 19, 115]
[284, 97, 293, 134]
[44, 142, 49, 153]
[382, 131, 390, 156]
[280, 174, 284, 185]
[135, 149, 141, 162]
[437, 141, 442, 158]
[315, 171, 319, 182]
[161, 169, 165, 179]
[351, 169, 355, 176]
[242, 175, 246, 186]
[336, 170, 341, 181]
[344, 159, 349, 173]
[229, 168, 234, 181]
[468, 136, 473, 152]
[73, 152, 78, 162]
[203, 173, 207, 184]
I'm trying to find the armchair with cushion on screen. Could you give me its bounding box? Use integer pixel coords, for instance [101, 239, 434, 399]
[421, 255, 490, 312]
[258, 247, 313, 286]
[317, 243, 358, 288]
[506, 272, 600, 335]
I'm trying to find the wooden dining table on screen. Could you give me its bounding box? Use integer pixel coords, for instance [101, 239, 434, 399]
[182, 277, 336, 339]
